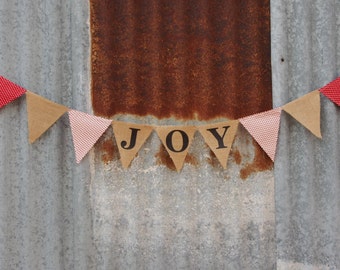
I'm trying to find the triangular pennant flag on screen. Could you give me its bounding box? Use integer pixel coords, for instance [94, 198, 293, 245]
[198, 120, 239, 169]
[26, 91, 69, 143]
[68, 110, 112, 163]
[112, 121, 153, 168]
[319, 76, 340, 106]
[0, 76, 26, 108]
[240, 108, 282, 162]
[283, 90, 321, 138]
[156, 126, 196, 172]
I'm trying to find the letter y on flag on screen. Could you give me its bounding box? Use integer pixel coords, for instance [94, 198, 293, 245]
[198, 120, 239, 169]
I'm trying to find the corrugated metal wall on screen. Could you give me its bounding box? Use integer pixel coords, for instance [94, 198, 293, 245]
[89, 1, 276, 269]
[0, 0, 338, 269]
[272, 1, 340, 269]
[0, 1, 95, 269]
[90, 0, 272, 120]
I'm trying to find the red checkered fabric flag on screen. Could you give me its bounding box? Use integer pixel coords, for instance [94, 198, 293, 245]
[0, 76, 27, 108]
[319, 77, 340, 106]
[68, 110, 112, 163]
[240, 108, 282, 162]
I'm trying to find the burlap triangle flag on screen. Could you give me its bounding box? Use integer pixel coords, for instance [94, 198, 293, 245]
[26, 91, 68, 143]
[0, 76, 26, 108]
[319, 76, 340, 106]
[156, 126, 196, 172]
[112, 121, 153, 168]
[283, 90, 321, 138]
[240, 108, 282, 162]
[68, 110, 112, 163]
[198, 120, 239, 169]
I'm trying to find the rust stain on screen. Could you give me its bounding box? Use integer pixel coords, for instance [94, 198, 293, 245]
[240, 140, 273, 180]
[185, 153, 199, 167]
[207, 150, 222, 169]
[231, 148, 242, 165]
[91, 0, 273, 177]
[90, 0, 272, 120]
[155, 144, 176, 171]
[100, 138, 117, 164]
[155, 144, 198, 170]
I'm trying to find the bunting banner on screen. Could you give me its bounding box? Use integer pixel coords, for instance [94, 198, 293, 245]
[198, 120, 239, 169]
[68, 110, 112, 163]
[112, 121, 153, 169]
[283, 90, 321, 138]
[0, 76, 26, 108]
[26, 91, 69, 143]
[0, 75, 339, 171]
[156, 126, 196, 172]
[240, 108, 282, 162]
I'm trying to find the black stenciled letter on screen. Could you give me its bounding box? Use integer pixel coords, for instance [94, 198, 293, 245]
[166, 130, 189, 153]
[206, 126, 230, 149]
[121, 128, 141, 150]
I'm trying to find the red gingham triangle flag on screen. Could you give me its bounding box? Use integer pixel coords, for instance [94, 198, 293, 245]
[0, 76, 27, 108]
[239, 108, 282, 162]
[319, 76, 340, 106]
[68, 110, 112, 163]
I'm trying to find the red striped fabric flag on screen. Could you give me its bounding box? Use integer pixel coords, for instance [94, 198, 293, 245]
[240, 108, 282, 162]
[319, 76, 340, 106]
[68, 110, 112, 163]
[0, 76, 27, 108]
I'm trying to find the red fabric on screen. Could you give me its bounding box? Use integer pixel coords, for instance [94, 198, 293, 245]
[68, 110, 112, 163]
[0, 76, 27, 108]
[240, 108, 282, 162]
[320, 77, 340, 106]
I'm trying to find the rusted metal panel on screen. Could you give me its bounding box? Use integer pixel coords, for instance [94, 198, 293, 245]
[90, 0, 273, 175]
[91, 0, 272, 120]
[88, 1, 277, 268]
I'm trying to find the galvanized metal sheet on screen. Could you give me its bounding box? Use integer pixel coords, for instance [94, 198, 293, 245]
[0, 1, 94, 269]
[272, 0, 340, 269]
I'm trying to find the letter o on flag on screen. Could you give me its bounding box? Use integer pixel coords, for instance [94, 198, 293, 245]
[166, 130, 189, 153]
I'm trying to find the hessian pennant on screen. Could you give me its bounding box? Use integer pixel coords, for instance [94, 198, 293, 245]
[156, 126, 196, 172]
[319, 76, 340, 106]
[0, 76, 26, 108]
[26, 91, 68, 143]
[68, 110, 112, 163]
[283, 90, 322, 138]
[198, 120, 239, 169]
[112, 121, 153, 169]
[240, 108, 282, 162]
